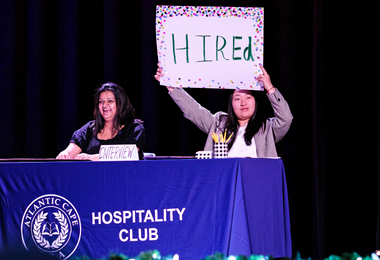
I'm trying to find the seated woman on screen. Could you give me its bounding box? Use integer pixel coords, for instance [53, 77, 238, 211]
[155, 64, 292, 157]
[56, 82, 146, 160]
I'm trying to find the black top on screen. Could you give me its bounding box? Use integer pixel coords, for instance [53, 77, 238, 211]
[70, 120, 146, 159]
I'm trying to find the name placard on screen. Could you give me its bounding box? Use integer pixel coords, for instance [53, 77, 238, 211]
[99, 144, 139, 161]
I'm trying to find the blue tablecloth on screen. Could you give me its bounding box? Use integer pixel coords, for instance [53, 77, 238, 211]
[0, 158, 291, 259]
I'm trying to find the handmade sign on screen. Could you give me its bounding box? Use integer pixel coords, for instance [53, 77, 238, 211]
[156, 6, 264, 90]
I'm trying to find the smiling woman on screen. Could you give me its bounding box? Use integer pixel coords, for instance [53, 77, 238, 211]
[155, 65, 292, 158]
[56, 82, 146, 161]
[99, 91, 117, 124]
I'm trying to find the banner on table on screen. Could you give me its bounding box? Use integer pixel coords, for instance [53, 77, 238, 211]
[0, 160, 241, 260]
[156, 6, 264, 90]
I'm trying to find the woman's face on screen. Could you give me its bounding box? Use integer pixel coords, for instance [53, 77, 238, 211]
[232, 90, 256, 125]
[99, 90, 117, 122]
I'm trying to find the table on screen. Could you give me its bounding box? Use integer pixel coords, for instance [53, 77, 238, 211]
[0, 158, 291, 259]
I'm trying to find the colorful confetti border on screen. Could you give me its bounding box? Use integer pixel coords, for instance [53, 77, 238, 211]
[156, 6, 264, 90]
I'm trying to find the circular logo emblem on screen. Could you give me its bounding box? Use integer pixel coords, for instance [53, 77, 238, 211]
[21, 194, 81, 259]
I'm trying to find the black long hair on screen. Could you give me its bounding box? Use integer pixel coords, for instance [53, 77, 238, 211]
[93, 82, 136, 135]
[219, 90, 267, 151]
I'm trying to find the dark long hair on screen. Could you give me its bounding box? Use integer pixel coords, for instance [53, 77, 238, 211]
[220, 90, 267, 150]
[93, 82, 136, 135]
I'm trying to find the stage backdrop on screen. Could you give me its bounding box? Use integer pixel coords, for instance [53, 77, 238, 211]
[0, 0, 378, 259]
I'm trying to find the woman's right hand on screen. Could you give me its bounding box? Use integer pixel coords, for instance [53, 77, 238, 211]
[56, 150, 71, 159]
[154, 63, 174, 92]
[56, 143, 82, 160]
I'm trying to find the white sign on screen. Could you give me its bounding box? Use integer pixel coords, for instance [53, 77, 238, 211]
[156, 6, 264, 90]
[99, 144, 139, 161]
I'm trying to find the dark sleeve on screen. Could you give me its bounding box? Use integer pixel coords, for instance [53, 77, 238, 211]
[121, 120, 146, 159]
[69, 121, 94, 152]
[133, 122, 146, 152]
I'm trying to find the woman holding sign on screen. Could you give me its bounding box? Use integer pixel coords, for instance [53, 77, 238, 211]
[155, 64, 292, 157]
[56, 82, 146, 160]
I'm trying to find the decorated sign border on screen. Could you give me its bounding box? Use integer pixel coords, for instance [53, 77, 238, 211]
[156, 5, 264, 90]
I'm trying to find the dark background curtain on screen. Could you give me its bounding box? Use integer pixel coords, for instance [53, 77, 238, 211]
[0, 0, 378, 259]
